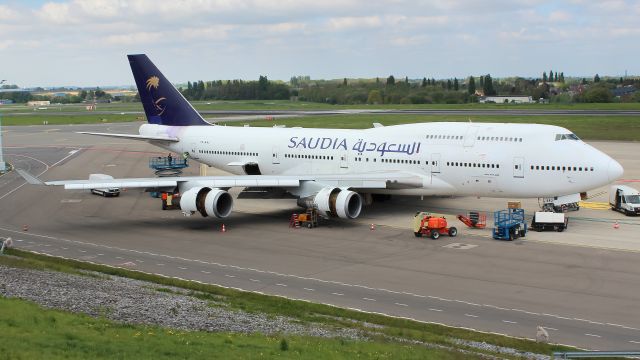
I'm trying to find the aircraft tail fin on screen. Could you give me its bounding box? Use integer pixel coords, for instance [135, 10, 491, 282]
[127, 54, 210, 126]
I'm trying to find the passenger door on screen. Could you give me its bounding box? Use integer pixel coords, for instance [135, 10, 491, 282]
[271, 146, 280, 165]
[513, 157, 524, 178]
[431, 153, 441, 174]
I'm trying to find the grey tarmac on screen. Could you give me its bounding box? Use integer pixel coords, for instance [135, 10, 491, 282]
[1, 123, 639, 350]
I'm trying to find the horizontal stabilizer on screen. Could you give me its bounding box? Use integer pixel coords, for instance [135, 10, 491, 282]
[76, 132, 179, 142]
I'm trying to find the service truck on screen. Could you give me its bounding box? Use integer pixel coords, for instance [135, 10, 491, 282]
[610, 185, 640, 216]
[531, 211, 568, 232]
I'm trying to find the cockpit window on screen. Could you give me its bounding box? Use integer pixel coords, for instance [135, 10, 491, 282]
[555, 133, 580, 141]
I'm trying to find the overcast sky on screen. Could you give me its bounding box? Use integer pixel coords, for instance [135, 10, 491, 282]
[1, 0, 639, 87]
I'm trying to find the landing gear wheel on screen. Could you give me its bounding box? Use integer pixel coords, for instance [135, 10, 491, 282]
[448, 227, 458, 237]
[414, 232, 422, 238]
[430, 230, 440, 240]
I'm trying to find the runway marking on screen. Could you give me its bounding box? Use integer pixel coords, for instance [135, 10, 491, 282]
[573, 318, 604, 325]
[78, 250, 86, 253]
[275, 283, 287, 287]
[395, 303, 408, 307]
[511, 308, 540, 316]
[60, 199, 82, 203]
[178, 267, 187, 270]
[543, 313, 572, 321]
[43, 244, 51, 247]
[225, 274, 236, 278]
[455, 300, 480, 306]
[606, 323, 640, 331]
[465, 314, 479, 318]
[250, 279, 261, 283]
[136, 259, 144, 263]
[428, 308, 443, 312]
[543, 327, 558, 331]
[502, 320, 517, 324]
[303, 288, 314, 291]
[0, 154, 49, 200]
[362, 297, 376, 302]
[97, 253, 104, 256]
[51, 148, 81, 167]
[6, 225, 640, 337]
[585, 333, 601, 338]
[331, 292, 344, 296]
[116, 256, 123, 260]
[201, 270, 211, 274]
[156, 264, 165, 266]
[630, 340, 640, 344]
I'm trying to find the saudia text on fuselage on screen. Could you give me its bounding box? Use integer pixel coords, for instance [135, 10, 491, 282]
[287, 137, 421, 157]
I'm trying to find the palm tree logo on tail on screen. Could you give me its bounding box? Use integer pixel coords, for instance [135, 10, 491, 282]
[145, 76, 166, 116]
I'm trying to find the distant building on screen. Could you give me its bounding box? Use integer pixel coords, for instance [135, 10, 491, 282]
[479, 95, 533, 104]
[0, 99, 14, 105]
[612, 85, 636, 98]
[27, 100, 50, 106]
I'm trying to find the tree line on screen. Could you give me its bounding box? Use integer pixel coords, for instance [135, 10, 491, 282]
[2, 72, 639, 105]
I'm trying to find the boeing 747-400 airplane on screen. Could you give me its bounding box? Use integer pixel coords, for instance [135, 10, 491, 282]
[18, 54, 624, 220]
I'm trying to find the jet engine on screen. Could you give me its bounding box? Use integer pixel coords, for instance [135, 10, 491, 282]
[313, 187, 362, 219]
[180, 187, 233, 218]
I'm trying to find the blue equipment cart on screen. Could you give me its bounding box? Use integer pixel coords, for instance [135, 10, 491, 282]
[492, 208, 527, 241]
[149, 155, 188, 198]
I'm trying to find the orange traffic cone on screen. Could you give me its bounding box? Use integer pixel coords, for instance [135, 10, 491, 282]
[221, 224, 227, 233]
[370, 223, 376, 231]
[22, 224, 28, 232]
[613, 221, 620, 229]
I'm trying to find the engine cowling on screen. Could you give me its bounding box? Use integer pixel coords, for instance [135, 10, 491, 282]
[313, 187, 362, 219]
[180, 187, 233, 218]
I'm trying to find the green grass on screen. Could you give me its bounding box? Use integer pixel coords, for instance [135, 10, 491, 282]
[220, 114, 640, 141]
[0, 113, 143, 126]
[0, 297, 474, 360]
[2, 99, 640, 114]
[1, 249, 576, 357]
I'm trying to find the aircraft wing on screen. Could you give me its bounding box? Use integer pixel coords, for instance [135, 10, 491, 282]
[76, 132, 179, 142]
[16, 170, 430, 192]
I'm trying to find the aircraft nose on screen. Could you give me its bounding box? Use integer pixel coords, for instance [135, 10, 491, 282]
[608, 158, 624, 182]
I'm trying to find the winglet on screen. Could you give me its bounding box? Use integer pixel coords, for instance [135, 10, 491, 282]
[16, 169, 44, 185]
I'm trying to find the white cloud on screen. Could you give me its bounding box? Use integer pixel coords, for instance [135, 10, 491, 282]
[549, 11, 571, 22]
[327, 16, 382, 30]
[37, 2, 75, 24]
[104, 32, 165, 45]
[0, 5, 18, 21]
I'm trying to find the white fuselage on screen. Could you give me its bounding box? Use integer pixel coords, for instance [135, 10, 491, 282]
[141, 122, 622, 198]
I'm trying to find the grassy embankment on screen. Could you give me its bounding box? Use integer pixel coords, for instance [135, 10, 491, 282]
[0, 249, 575, 358]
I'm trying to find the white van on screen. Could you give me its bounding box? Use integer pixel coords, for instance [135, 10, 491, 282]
[610, 185, 640, 216]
